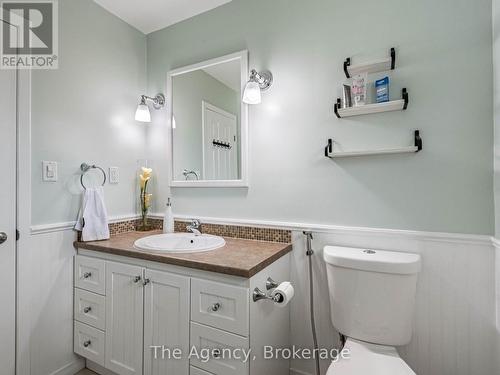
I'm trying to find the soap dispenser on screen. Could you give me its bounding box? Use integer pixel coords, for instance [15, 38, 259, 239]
[163, 198, 174, 234]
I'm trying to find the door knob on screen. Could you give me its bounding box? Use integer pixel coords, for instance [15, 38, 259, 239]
[0, 232, 7, 244]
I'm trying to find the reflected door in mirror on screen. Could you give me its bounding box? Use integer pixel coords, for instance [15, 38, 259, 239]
[203, 101, 238, 180]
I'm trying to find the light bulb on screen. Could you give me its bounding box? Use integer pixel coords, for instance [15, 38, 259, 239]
[242, 80, 262, 104]
[135, 103, 151, 122]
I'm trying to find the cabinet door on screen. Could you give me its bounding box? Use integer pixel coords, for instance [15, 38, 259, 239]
[105, 261, 144, 375]
[144, 269, 190, 375]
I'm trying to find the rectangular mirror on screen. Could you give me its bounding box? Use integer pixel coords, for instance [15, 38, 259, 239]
[167, 51, 248, 187]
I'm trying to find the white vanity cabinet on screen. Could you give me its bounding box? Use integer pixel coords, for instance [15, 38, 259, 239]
[74, 249, 290, 375]
[105, 262, 144, 375]
[143, 269, 190, 375]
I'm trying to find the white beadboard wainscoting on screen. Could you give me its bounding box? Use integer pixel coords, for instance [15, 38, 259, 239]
[493, 238, 500, 374]
[17, 229, 85, 375]
[289, 229, 496, 375]
[22, 215, 499, 375]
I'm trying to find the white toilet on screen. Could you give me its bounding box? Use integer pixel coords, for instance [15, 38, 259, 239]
[323, 246, 421, 375]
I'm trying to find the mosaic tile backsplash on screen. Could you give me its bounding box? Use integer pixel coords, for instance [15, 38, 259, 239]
[99, 217, 291, 243]
[174, 221, 291, 243]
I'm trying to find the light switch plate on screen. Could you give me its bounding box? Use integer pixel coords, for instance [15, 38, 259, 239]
[42, 161, 58, 182]
[109, 167, 119, 184]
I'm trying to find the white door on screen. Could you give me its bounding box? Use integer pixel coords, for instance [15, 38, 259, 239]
[0, 19, 17, 375]
[105, 262, 144, 375]
[202, 101, 238, 180]
[143, 269, 190, 375]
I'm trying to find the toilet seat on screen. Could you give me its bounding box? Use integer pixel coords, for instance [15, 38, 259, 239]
[326, 338, 416, 375]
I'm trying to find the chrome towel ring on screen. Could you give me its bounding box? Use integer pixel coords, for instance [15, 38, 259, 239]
[80, 163, 106, 189]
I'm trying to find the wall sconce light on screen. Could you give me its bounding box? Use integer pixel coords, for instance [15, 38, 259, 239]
[242, 69, 273, 105]
[135, 93, 165, 123]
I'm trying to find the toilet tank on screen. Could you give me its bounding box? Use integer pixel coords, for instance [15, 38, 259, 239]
[323, 246, 421, 346]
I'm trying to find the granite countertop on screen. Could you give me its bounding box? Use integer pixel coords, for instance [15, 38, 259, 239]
[74, 231, 292, 278]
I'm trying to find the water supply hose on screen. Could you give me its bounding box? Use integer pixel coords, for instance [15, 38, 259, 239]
[304, 231, 320, 375]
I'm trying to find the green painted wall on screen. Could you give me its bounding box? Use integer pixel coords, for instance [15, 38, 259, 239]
[31, 0, 147, 225]
[146, 0, 494, 235]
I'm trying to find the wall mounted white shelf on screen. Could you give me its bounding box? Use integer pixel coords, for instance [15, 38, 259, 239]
[344, 47, 395, 78]
[324, 130, 422, 159]
[334, 88, 408, 118]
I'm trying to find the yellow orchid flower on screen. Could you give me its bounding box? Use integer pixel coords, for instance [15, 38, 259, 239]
[139, 174, 150, 189]
[141, 167, 152, 179]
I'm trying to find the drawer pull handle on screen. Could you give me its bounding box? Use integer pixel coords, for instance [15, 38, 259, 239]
[143, 278, 150, 286]
[83, 272, 92, 279]
[213, 349, 221, 358]
[133, 276, 142, 283]
[211, 302, 221, 312]
[83, 306, 92, 313]
[83, 340, 91, 348]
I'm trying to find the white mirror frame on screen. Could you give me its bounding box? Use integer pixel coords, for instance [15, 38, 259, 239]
[167, 50, 249, 188]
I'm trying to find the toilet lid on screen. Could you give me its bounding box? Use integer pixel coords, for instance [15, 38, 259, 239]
[326, 338, 416, 375]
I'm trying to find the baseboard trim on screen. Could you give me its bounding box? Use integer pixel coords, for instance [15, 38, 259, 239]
[48, 358, 85, 375]
[290, 368, 313, 375]
[86, 360, 118, 375]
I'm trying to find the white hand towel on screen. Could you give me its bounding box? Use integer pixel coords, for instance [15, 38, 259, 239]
[74, 186, 110, 241]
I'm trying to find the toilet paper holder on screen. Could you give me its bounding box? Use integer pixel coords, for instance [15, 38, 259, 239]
[266, 277, 280, 290]
[253, 287, 278, 302]
[253, 277, 288, 302]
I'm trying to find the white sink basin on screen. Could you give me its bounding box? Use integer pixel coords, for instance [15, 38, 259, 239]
[133, 233, 226, 253]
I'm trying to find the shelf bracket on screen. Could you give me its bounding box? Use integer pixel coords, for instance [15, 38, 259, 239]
[402, 88, 408, 110]
[343, 57, 351, 79]
[414, 130, 422, 151]
[390, 47, 396, 70]
[334, 98, 341, 118]
[324, 139, 333, 157]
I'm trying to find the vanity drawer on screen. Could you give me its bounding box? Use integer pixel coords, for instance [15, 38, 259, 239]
[190, 322, 249, 375]
[190, 366, 215, 375]
[74, 255, 105, 295]
[191, 278, 249, 336]
[74, 288, 105, 330]
[74, 321, 105, 366]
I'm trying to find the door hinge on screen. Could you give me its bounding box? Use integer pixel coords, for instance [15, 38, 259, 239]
[16, 230, 20, 241]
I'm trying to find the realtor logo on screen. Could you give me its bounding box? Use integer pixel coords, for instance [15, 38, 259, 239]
[1, 0, 58, 69]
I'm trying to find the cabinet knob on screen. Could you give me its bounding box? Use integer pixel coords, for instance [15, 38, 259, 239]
[83, 340, 91, 348]
[133, 275, 141, 283]
[143, 278, 150, 286]
[83, 272, 92, 279]
[0, 232, 7, 244]
[83, 306, 92, 314]
[211, 302, 221, 312]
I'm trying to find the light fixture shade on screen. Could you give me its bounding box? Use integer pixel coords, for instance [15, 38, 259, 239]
[242, 80, 262, 104]
[135, 103, 151, 122]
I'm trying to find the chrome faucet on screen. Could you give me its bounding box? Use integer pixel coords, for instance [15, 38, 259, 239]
[186, 219, 202, 236]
